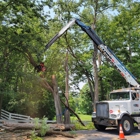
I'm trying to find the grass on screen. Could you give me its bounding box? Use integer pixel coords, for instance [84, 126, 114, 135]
[71, 114, 91, 121]
[70, 114, 95, 130]
[74, 121, 95, 130]
[54, 114, 95, 130]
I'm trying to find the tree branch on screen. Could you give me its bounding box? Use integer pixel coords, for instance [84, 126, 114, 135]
[60, 98, 85, 126]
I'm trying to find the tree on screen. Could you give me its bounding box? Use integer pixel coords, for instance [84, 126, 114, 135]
[0, 0, 64, 122]
[0, 0, 139, 123]
[64, 52, 70, 124]
[76, 0, 140, 109]
[79, 84, 93, 114]
[97, 1, 140, 96]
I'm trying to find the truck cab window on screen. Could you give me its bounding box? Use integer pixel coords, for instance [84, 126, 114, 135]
[110, 92, 130, 100]
[132, 93, 137, 100]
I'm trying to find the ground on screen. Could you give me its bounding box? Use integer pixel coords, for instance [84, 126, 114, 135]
[1, 127, 140, 140]
[44, 128, 140, 140]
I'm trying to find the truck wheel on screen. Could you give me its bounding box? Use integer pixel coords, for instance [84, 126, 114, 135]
[119, 116, 134, 135]
[94, 124, 106, 131]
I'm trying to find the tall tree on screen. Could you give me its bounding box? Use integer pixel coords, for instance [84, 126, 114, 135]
[0, 0, 64, 123]
[64, 51, 70, 124]
[77, 0, 138, 109]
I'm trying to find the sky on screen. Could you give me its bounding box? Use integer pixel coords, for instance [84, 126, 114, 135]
[43, 0, 140, 19]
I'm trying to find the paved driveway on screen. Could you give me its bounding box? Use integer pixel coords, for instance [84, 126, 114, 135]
[45, 127, 140, 140]
[76, 127, 140, 140]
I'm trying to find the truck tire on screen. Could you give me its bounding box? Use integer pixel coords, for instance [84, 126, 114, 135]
[94, 124, 106, 131]
[119, 116, 134, 135]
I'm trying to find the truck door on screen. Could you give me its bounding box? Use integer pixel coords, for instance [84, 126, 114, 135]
[131, 92, 140, 115]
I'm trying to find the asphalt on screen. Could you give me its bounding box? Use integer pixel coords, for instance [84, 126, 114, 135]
[44, 127, 140, 140]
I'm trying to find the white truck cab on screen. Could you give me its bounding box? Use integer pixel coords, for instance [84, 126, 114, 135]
[92, 88, 140, 135]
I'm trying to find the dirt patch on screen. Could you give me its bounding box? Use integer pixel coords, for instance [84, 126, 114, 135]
[0, 130, 84, 140]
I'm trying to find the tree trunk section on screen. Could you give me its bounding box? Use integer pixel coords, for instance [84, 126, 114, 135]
[98, 52, 103, 100]
[52, 75, 63, 123]
[92, 45, 99, 111]
[60, 99, 85, 126]
[25, 49, 63, 124]
[92, 3, 99, 111]
[87, 77, 94, 108]
[92, 23, 99, 111]
[64, 52, 70, 124]
[2, 121, 75, 131]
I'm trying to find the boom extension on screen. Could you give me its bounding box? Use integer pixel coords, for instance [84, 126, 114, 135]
[45, 19, 139, 87]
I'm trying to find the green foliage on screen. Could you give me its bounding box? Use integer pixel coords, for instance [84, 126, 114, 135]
[33, 118, 40, 129]
[74, 121, 94, 130]
[39, 117, 49, 137]
[30, 130, 43, 140]
[0, 0, 139, 124]
[0, 0, 56, 118]
[74, 122, 84, 130]
[68, 94, 77, 113]
[3, 75, 55, 119]
[31, 117, 49, 139]
[76, 84, 93, 115]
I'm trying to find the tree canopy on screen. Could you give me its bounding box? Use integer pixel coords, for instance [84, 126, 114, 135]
[0, 0, 139, 120]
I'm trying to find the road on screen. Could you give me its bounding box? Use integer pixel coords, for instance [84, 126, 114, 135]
[76, 127, 140, 140]
[45, 127, 140, 140]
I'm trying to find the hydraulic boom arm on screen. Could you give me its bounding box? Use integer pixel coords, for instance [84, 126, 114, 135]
[45, 18, 139, 87]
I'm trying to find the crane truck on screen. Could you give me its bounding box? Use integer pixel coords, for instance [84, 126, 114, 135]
[45, 19, 140, 135]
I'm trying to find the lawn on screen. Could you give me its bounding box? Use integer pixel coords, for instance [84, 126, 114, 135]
[70, 114, 95, 130]
[71, 114, 91, 121]
[53, 114, 94, 130]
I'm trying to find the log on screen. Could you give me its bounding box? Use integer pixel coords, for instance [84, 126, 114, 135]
[14, 130, 77, 138]
[2, 121, 37, 131]
[1, 122, 77, 139]
[2, 121, 75, 131]
[0, 130, 76, 139]
[45, 130, 77, 138]
[50, 123, 75, 131]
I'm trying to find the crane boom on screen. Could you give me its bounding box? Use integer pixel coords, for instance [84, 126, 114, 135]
[45, 18, 139, 87]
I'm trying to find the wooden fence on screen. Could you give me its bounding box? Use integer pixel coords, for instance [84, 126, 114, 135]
[0, 109, 56, 126]
[0, 109, 32, 125]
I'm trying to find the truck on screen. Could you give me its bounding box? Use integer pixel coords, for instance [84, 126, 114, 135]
[45, 18, 140, 135]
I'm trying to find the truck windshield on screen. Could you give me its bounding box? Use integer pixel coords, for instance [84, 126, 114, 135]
[110, 92, 130, 100]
